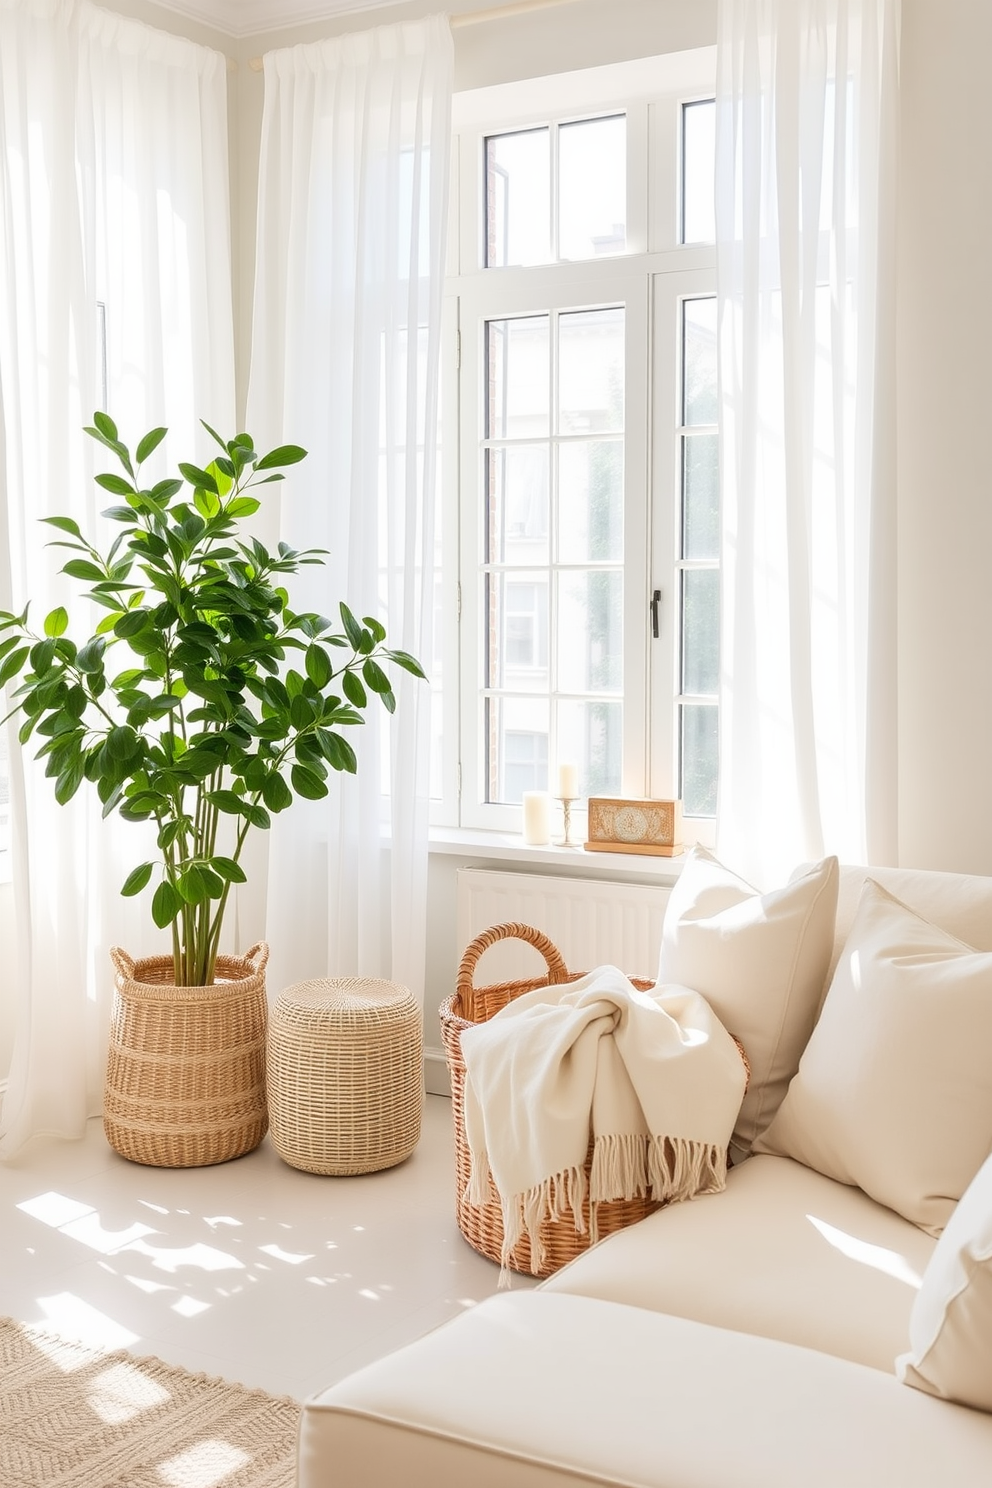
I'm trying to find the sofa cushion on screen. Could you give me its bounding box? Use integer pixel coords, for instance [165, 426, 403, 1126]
[299, 1291, 992, 1488]
[755, 880, 992, 1235]
[542, 1153, 934, 1372]
[898, 1151, 992, 1412]
[830, 864, 992, 998]
[656, 848, 838, 1159]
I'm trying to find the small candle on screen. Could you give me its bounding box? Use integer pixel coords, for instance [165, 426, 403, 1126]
[522, 791, 551, 845]
[557, 763, 578, 799]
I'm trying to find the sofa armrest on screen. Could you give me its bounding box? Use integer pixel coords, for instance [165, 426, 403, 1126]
[299, 1293, 992, 1488]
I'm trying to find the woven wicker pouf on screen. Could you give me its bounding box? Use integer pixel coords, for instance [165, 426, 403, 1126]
[267, 978, 424, 1175]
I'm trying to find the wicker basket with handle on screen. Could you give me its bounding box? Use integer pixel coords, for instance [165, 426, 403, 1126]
[440, 921, 666, 1279]
[104, 942, 269, 1168]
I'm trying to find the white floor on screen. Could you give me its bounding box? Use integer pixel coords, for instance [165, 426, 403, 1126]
[0, 1095, 532, 1401]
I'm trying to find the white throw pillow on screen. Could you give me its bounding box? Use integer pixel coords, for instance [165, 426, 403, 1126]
[756, 879, 992, 1235]
[897, 1151, 992, 1412]
[657, 848, 838, 1157]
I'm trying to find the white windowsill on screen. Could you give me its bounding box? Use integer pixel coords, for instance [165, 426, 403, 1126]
[428, 825, 686, 882]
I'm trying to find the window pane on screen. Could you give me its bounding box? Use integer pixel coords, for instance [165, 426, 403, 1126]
[559, 308, 624, 434]
[558, 439, 623, 562]
[557, 570, 623, 693]
[681, 568, 720, 696]
[487, 316, 549, 440]
[486, 129, 550, 267]
[557, 698, 622, 798]
[682, 432, 719, 561]
[682, 100, 715, 245]
[682, 297, 717, 426]
[559, 114, 626, 260]
[681, 702, 718, 817]
[487, 695, 549, 802]
[486, 572, 549, 689]
[487, 445, 549, 563]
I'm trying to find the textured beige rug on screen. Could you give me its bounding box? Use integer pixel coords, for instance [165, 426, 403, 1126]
[0, 1315, 300, 1487]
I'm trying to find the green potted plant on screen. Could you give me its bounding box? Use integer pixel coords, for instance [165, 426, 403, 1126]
[0, 413, 425, 1166]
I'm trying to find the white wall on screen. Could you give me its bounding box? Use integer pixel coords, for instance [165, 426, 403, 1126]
[896, 0, 992, 874]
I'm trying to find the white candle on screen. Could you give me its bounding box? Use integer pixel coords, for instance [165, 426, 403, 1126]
[522, 791, 551, 845]
[557, 763, 578, 800]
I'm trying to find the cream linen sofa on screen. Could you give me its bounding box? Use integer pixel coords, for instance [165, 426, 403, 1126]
[298, 863, 992, 1487]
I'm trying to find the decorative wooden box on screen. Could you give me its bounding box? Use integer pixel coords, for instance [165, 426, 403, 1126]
[585, 797, 683, 857]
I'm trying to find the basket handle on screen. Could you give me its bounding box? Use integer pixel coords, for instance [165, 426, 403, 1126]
[109, 946, 135, 980]
[455, 922, 571, 1020]
[244, 941, 270, 974]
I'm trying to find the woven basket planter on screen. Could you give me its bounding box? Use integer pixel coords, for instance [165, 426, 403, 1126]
[441, 922, 751, 1281]
[104, 942, 269, 1168]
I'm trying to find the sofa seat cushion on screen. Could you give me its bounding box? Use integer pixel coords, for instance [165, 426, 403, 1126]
[542, 1154, 935, 1372]
[299, 1292, 992, 1488]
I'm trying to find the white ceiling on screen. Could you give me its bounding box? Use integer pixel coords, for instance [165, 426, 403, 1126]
[156, 0, 408, 40]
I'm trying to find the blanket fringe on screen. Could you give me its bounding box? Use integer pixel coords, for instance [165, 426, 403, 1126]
[497, 1165, 587, 1286]
[479, 1136, 728, 1285]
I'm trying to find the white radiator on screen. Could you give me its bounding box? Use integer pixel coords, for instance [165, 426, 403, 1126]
[455, 869, 670, 988]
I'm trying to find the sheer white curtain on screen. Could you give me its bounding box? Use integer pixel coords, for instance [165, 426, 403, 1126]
[0, 0, 234, 1155]
[715, 0, 900, 887]
[247, 17, 451, 1002]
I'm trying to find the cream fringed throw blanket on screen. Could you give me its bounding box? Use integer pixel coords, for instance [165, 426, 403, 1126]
[460, 966, 748, 1275]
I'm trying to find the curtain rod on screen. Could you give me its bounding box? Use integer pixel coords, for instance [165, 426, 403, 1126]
[246, 0, 582, 71]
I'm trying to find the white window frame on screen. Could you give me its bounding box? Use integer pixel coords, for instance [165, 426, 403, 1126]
[439, 49, 717, 844]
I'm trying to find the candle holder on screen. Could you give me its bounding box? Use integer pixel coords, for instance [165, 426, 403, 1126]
[557, 796, 580, 848]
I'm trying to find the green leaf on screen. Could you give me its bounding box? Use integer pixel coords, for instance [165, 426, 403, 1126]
[385, 648, 428, 680]
[305, 643, 332, 688]
[291, 763, 328, 800]
[321, 731, 358, 774]
[44, 609, 69, 639]
[41, 516, 83, 539]
[93, 410, 119, 442]
[255, 444, 307, 470]
[339, 602, 363, 651]
[29, 639, 56, 674]
[136, 426, 167, 464]
[107, 724, 138, 761]
[121, 862, 154, 897]
[362, 657, 391, 695]
[226, 497, 260, 518]
[178, 864, 224, 904]
[206, 788, 246, 815]
[54, 756, 85, 805]
[261, 772, 293, 812]
[62, 558, 106, 583]
[211, 856, 247, 884]
[194, 486, 221, 520]
[342, 670, 367, 709]
[363, 615, 387, 643]
[179, 462, 219, 494]
[150, 478, 183, 503]
[240, 801, 271, 829]
[76, 637, 106, 674]
[95, 473, 136, 496]
[0, 646, 29, 686]
[152, 880, 182, 929]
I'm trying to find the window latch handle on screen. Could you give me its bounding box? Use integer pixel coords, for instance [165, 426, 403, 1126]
[650, 589, 662, 639]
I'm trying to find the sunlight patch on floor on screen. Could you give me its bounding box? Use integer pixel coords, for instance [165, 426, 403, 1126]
[156, 1438, 250, 1488]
